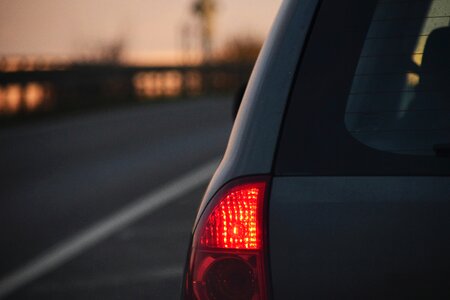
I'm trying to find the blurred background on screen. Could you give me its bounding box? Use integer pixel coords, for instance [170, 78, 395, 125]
[0, 0, 280, 118]
[0, 0, 281, 299]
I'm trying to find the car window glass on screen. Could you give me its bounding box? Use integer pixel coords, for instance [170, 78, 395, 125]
[345, 0, 450, 155]
[275, 0, 450, 175]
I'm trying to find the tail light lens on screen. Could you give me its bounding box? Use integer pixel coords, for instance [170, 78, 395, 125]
[184, 178, 270, 300]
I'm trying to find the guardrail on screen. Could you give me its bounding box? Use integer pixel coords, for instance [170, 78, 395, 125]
[0, 63, 252, 116]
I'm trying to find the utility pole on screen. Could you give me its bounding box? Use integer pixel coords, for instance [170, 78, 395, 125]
[192, 0, 216, 64]
[180, 23, 192, 65]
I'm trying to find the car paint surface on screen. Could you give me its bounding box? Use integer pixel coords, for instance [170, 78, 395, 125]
[195, 0, 319, 224]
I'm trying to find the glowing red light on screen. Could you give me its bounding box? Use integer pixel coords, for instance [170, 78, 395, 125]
[185, 179, 270, 299]
[200, 183, 265, 250]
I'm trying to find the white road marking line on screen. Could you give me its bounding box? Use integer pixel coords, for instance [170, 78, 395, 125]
[0, 158, 220, 299]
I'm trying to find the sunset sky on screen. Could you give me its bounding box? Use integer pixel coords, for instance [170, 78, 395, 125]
[0, 0, 282, 65]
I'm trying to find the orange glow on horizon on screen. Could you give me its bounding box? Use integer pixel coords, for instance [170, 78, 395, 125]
[0, 83, 46, 114]
[2, 85, 21, 113]
[0, 50, 203, 72]
[0, 1, 282, 66]
[25, 83, 45, 110]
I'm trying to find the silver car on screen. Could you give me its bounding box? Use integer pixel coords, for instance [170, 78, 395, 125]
[184, 0, 450, 298]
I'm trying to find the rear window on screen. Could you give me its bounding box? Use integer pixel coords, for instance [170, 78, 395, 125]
[275, 0, 450, 175]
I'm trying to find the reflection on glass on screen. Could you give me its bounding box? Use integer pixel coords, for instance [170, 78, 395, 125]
[346, 0, 450, 156]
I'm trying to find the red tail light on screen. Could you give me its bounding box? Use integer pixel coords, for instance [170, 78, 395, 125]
[184, 178, 270, 300]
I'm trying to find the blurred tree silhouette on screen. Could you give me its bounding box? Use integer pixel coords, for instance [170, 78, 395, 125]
[96, 39, 125, 65]
[216, 35, 263, 65]
[73, 38, 126, 66]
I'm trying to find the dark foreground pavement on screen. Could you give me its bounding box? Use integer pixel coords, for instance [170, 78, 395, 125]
[0, 97, 233, 299]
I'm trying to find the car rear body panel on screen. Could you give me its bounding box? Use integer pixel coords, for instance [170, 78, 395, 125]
[269, 176, 450, 298]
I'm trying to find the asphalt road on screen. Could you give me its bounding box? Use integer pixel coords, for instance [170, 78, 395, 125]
[0, 97, 233, 299]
